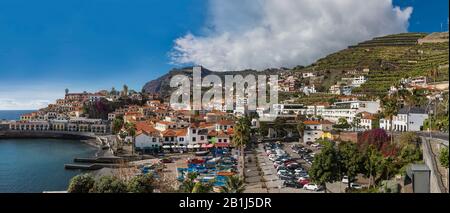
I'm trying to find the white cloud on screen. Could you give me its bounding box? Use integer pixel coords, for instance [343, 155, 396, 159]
[171, 0, 412, 71]
[0, 86, 63, 110]
[0, 98, 51, 110]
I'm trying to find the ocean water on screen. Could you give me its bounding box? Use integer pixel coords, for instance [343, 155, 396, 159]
[0, 139, 97, 193]
[0, 110, 35, 121]
[0, 109, 97, 192]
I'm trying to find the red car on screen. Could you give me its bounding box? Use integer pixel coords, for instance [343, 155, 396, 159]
[160, 158, 173, 163]
[298, 179, 310, 186]
[284, 160, 296, 165]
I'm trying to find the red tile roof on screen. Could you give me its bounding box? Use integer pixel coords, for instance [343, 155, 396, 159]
[303, 120, 321, 125]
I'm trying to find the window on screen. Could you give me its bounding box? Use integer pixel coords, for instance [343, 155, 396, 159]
[192, 137, 196, 142]
[171, 137, 174, 141]
[218, 139, 222, 142]
[200, 136, 204, 140]
[224, 139, 227, 143]
[180, 138, 184, 141]
[193, 129, 197, 134]
[152, 138, 156, 142]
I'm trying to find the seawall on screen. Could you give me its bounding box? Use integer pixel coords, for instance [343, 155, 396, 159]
[0, 130, 96, 140]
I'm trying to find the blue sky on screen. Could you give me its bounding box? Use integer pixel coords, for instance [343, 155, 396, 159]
[0, 0, 448, 110]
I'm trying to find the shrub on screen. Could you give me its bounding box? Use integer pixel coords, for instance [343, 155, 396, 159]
[439, 147, 449, 169]
[90, 176, 127, 193]
[127, 174, 155, 193]
[67, 174, 95, 193]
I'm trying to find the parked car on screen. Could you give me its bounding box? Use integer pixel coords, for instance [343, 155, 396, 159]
[279, 174, 294, 181]
[273, 161, 283, 168]
[294, 168, 304, 173]
[159, 158, 173, 163]
[298, 178, 310, 186]
[295, 172, 309, 178]
[287, 163, 300, 169]
[347, 183, 363, 190]
[269, 156, 278, 161]
[276, 166, 288, 172]
[342, 176, 355, 184]
[283, 180, 303, 188]
[303, 183, 322, 191]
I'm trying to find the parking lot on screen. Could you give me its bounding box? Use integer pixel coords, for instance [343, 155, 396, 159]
[249, 141, 323, 193]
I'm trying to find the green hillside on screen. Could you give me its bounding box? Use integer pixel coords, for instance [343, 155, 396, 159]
[296, 32, 449, 97]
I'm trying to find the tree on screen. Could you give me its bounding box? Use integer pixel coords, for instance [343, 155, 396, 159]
[333, 117, 351, 130]
[191, 182, 213, 193]
[382, 97, 399, 144]
[67, 174, 95, 193]
[112, 117, 124, 134]
[65, 88, 69, 95]
[358, 128, 390, 151]
[338, 141, 362, 189]
[90, 176, 127, 193]
[361, 146, 384, 187]
[127, 174, 155, 193]
[439, 147, 449, 169]
[351, 113, 362, 131]
[233, 117, 251, 157]
[125, 122, 137, 155]
[220, 175, 246, 193]
[297, 121, 305, 142]
[179, 172, 213, 193]
[308, 141, 339, 192]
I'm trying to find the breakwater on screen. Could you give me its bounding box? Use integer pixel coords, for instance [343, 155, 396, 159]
[0, 130, 96, 140]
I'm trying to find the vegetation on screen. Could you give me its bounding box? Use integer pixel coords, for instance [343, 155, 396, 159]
[338, 141, 362, 189]
[233, 116, 251, 156]
[90, 176, 128, 193]
[67, 174, 95, 193]
[333, 117, 351, 130]
[309, 129, 423, 192]
[308, 140, 339, 192]
[112, 116, 124, 134]
[220, 175, 246, 193]
[127, 174, 155, 193]
[439, 147, 449, 169]
[292, 33, 448, 98]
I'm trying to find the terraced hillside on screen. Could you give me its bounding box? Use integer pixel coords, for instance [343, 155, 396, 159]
[297, 32, 449, 97]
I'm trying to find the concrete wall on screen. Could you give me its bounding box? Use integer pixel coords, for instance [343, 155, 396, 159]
[421, 137, 446, 193]
[0, 130, 95, 140]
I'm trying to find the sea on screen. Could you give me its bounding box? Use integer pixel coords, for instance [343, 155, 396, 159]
[0, 110, 98, 193]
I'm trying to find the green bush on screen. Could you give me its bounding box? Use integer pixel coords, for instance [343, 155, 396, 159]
[90, 176, 127, 193]
[127, 174, 155, 193]
[67, 174, 95, 193]
[439, 147, 449, 169]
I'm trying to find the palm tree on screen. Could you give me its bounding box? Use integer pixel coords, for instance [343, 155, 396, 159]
[382, 97, 399, 144]
[233, 117, 251, 177]
[233, 117, 251, 156]
[297, 121, 305, 142]
[125, 122, 137, 155]
[220, 175, 246, 193]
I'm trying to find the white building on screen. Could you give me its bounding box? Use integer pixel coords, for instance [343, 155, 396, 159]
[303, 120, 323, 143]
[302, 72, 316, 78]
[351, 76, 367, 87]
[302, 85, 316, 96]
[135, 131, 161, 151]
[380, 107, 428, 132]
